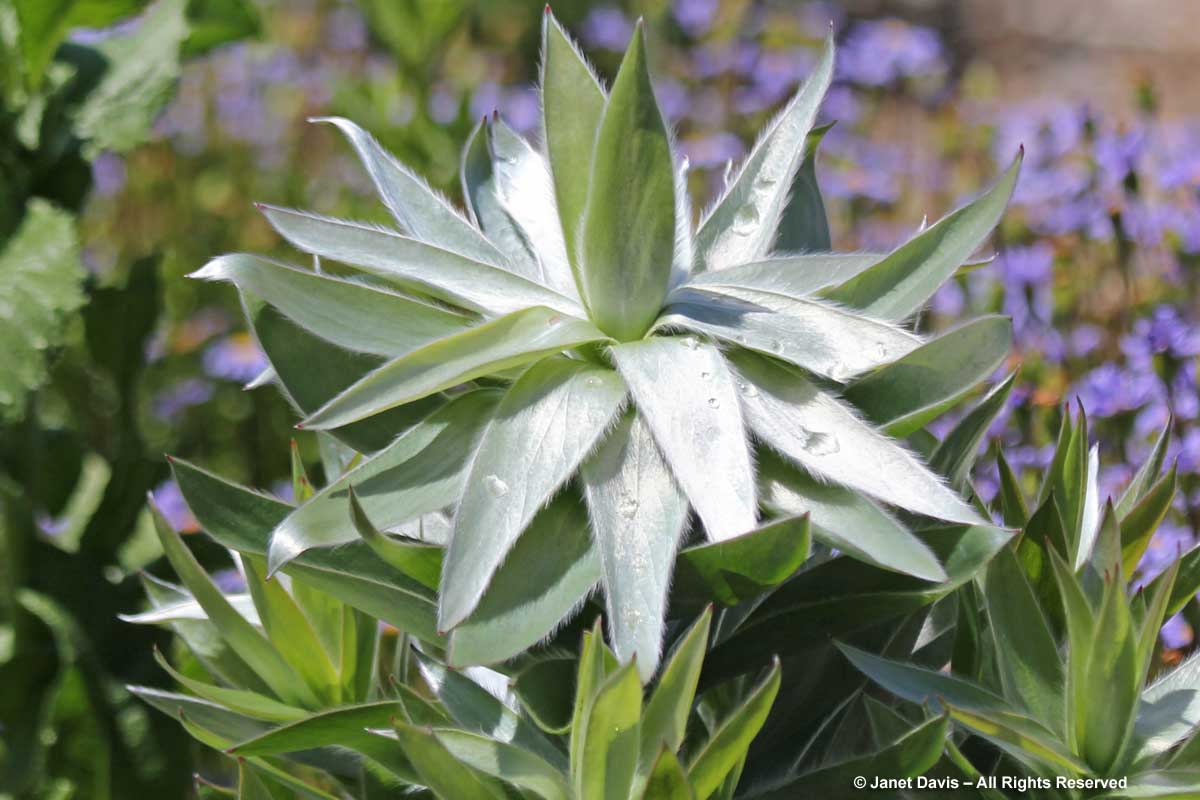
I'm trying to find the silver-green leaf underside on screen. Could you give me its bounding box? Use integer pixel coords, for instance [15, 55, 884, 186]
[676, 253, 882, 300]
[193, 254, 470, 358]
[300, 306, 607, 430]
[258, 205, 581, 317]
[540, 9, 606, 270]
[660, 286, 922, 382]
[267, 390, 497, 573]
[582, 411, 690, 681]
[695, 34, 834, 272]
[823, 151, 1022, 320]
[611, 337, 757, 540]
[579, 23, 677, 341]
[462, 118, 543, 280]
[313, 116, 505, 265]
[731, 351, 983, 526]
[439, 358, 626, 630]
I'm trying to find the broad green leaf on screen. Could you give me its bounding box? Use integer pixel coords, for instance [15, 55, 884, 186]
[639, 609, 712, 771]
[571, 622, 617, 775]
[611, 337, 757, 540]
[775, 125, 833, 253]
[247, 298, 443, 453]
[575, 661, 642, 800]
[183, 0, 262, 57]
[237, 762, 282, 800]
[151, 649, 305, 723]
[579, 23, 676, 341]
[447, 495, 600, 666]
[639, 749, 694, 800]
[436, 729, 571, 800]
[687, 659, 781, 798]
[582, 411, 689, 678]
[347, 488, 442, 590]
[837, 642, 1009, 713]
[732, 351, 982, 526]
[1079, 572, 1140, 773]
[996, 451, 1030, 528]
[269, 390, 497, 571]
[148, 501, 319, 708]
[660, 286, 922, 382]
[945, 705, 1086, 774]
[130, 687, 271, 746]
[822, 151, 1022, 320]
[929, 372, 1017, 491]
[844, 316, 1013, 437]
[541, 8, 606, 266]
[1137, 560, 1178, 687]
[14, 0, 76, 85]
[313, 116, 505, 264]
[1047, 547, 1094, 752]
[759, 455, 943, 581]
[1117, 419, 1172, 518]
[242, 558, 339, 702]
[514, 656, 576, 734]
[0, 200, 83, 423]
[416, 653, 565, 768]
[170, 458, 440, 640]
[1120, 466, 1179, 577]
[258, 205, 580, 316]
[705, 524, 1012, 679]
[696, 35, 834, 271]
[299, 306, 606, 430]
[983, 546, 1064, 732]
[487, 119, 578, 299]
[192, 254, 470, 357]
[1133, 652, 1200, 762]
[677, 253, 882, 299]
[673, 513, 810, 608]
[230, 701, 400, 755]
[237, 760, 342, 800]
[393, 721, 507, 800]
[461, 118, 542, 279]
[441, 359, 625, 629]
[754, 715, 948, 799]
[73, 0, 188, 155]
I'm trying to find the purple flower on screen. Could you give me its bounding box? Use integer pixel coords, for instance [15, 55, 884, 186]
[203, 333, 268, 383]
[91, 152, 127, 197]
[428, 85, 459, 124]
[212, 568, 247, 594]
[654, 79, 690, 122]
[672, 0, 718, 37]
[581, 7, 633, 52]
[1071, 363, 1159, 419]
[1068, 325, 1104, 358]
[469, 82, 502, 120]
[996, 243, 1054, 287]
[930, 281, 964, 317]
[1122, 306, 1200, 364]
[502, 85, 541, 135]
[679, 132, 744, 169]
[327, 5, 367, 52]
[151, 379, 215, 422]
[1161, 613, 1193, 649]
[152, 480, 199, 533]
[837, 19, 945, 87]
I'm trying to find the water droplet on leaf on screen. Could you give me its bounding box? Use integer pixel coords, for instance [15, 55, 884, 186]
[707, 397, 720, 409]
[484, 475, 509, 498]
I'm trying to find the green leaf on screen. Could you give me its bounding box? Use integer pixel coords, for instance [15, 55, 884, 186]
[660, 287, 922, 383]
[579, 23, 676, 341]
[673, 514, 811, 607]
[571, 622, 615, 774]
[1096, 771, 1200, 798]
[416, 653, 565, 768]
[73, 0, 188, 155]
[0, 200, 83, 423]
[14, 0, 75, 85]
[945, 705, 1086, 774]
[732, 350, 982, 526]
[575, 660, 642, 800]
[582, 411, 689, 677]
[844, 316, 1013, 437]
[347, 488, 442, 590]
[1117, 419, 1172, 518]
[393, 720, 507, 800]
[983, 545, 1064, 731]
[268, 389, 497, 571]
[775, 125, 833, 253]
[1153, 544, 1200, 618]
[447, 495, 600, 666]
[929, 372, 1017, 491]
[639, 749, 695, 800]
[696, 34, 834, 271]
[441, 359, 625, 629]
[1120, 465, 1179, 577]
[639, 609, 712, 771]
[687, 659, 781, 798]
[183, 0, 262, 57]
[1078, 572, 1141, 773]
[148, 500, 319, 708]
[513, 656, 576, 734]
[151, 648, 305, 723]
[299, 306, 606, 430]
[461, 119, 542, 280]
[823, 150, 1021, 320]
[170, 458, 441, 640]
[678, 253, 882, 299]
[192, 253, 470, 357]
[237, 762, 283, 800]
[1047, 547, 1095, 752]
[837, 642, 1009, 713]
[435, 729, 571, 800]
[758, 455, 943, 582]
[130, 686, 271, 746]
[1137, 560, 1178, 686]
[313, 116, 504, 264]
[996, 451, 1030, 528]
[541, 8, 606, 267]
[229, 701, 400, 755]
[258, 205, 580, 317]
[1133, 652, 1200, 762]
[611, 337, 757, 540]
